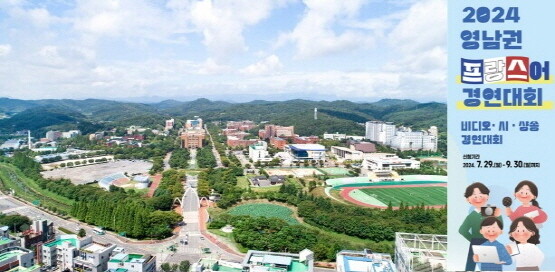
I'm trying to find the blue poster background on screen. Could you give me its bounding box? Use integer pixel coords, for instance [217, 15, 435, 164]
[448, 1, 555, 271]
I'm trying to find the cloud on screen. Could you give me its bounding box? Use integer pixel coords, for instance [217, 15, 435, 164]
[71, 0, 187, 43]
[190, 0, 287, 62]
[277, 0, 374, 58]
[388, 0, 446, 54]
[240, 55, 283, 76]
[0, 45, 12, 56]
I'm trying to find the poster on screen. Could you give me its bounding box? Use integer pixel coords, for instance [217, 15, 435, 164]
[448, 1, 554, 271]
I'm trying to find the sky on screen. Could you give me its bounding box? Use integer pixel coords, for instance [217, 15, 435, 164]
[0, 0, 446, 102]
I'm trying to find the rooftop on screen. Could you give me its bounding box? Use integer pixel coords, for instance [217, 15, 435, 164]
[0, 237, 16, 246]
[245, 251, 310, 272]
[337, 250, 395, 272]
[44, 238, 78, 248]
[0, 250, 27, 263]
[6, 265, 41, 272]
[288, 144, 325, 151]
[81, 242, 109, 253]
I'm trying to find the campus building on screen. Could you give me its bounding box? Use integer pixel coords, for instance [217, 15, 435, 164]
[105, 253, 156, 272]
[365, 121, 438, 152]
[362, 153, 420, 172]
[185, 118, 203, 130]
[331, 146, 363, 161]
[181, 129, 206, 149]
[248, 141, 272, 162]
[284, 144, 326, 161]
[227, 121, 256, 131]
[259, 125, 294, 139]
[164, 119, 175, 131]
[336, 249, 395, 272]
[292, 136, 319, 145]
[226, 137, 257, 148]
[270, 137, 287, 150]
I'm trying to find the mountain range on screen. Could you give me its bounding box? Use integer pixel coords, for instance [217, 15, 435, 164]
[0, 98, 446, 138]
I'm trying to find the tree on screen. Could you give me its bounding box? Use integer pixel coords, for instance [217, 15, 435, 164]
[78, 228, 86, 237]
[179, 260, 190, 272]
[161, 263, 172, 272]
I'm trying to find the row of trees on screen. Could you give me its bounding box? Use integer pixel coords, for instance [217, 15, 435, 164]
[6, 151, 182, 239]
[169, 149, 190, 169]
[196, 144, 217, 168]
[71, 198, 182, 239]
[150, 170, 185, 210]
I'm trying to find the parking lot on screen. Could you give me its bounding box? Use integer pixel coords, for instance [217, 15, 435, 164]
[42, 160, 153, 185]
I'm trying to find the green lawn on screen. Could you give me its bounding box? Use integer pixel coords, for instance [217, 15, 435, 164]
[227, 203, 299, 224]
[0, 163, 74, 212]
[359, 186, 446, 207]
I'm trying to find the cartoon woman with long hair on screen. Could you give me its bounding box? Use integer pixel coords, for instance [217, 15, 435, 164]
[506, 216, 544, 271]
[506, 180, 547, 226]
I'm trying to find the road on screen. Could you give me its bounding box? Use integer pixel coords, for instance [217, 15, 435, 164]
[232, 151, 249, 167]
[163, 152, 172, 170]
[204, 125, 224, 168]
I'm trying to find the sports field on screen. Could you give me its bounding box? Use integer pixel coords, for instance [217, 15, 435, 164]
[359, 186, 446, 207]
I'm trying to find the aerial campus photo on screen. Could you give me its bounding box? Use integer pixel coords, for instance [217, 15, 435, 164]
[0, 1, 447, 272]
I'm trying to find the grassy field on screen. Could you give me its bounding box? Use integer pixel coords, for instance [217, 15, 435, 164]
[0, 163, 74, 212]
[227, 203, 299, 224]
[359, 186, 446, 207]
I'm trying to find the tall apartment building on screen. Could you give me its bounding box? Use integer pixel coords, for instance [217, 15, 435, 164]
[365, 121, 396, 145]
[365, 121, 438, 152]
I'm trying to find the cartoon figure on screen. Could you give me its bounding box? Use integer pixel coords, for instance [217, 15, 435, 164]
[505, 180, 547, 226]
[506, 216, 544, 271]
[459, 182, 502, 271]
[474, 217, 512, 271]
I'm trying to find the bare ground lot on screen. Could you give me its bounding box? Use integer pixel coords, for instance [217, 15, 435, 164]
[42, 160, 153, 185]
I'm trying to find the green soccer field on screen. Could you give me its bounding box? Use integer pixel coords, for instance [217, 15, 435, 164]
[359, 186, 447, 207]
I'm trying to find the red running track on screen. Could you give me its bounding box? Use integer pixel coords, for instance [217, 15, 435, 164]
[339, 183, 447, 210]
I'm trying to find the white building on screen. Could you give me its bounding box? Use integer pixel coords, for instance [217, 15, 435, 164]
[365, 121, 396, 145]
[42, 235, 83, 270]
[106, 253, 156, 272]
[365, 121, 438, 152]
[185, 118, 203, 130]
[248, 141, 272, 162]
[0, 139, 22, 150]
[0, 247, 37, 272]
[74, 241, 116, 272]
[362, 153, 420, 172]
[390, 131, 437, 152]
[395, 233, 447, 272]
[284, 144, 326, 161]
[41, 235, 115, 272]
[323, 133, 346, 140]
[331, 146, 363, 161]
[62, 130, 81, 139]
[165, 119, 175, 131]
[336, 249, 395, 272]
